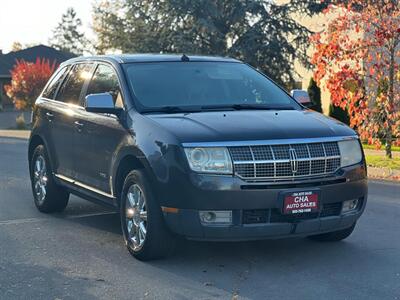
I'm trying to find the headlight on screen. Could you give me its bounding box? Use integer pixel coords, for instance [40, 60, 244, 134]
[184, 147, 233, 174]
[338, 139, 362, 167]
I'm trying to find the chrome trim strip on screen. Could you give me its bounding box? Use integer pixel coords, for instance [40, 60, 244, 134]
[54, 174, 115, 199]
[235, 171, 340, 181]
[239, 173, 343, 183]
[270, 145, 276, 177]
[322, 143, 327, 174]
[248, 146, 256, 178]
[306, 144, 312, 175]
[182, 136, 358, 148]
[55, 174, 74, 183]
[230, 156, 340, 164]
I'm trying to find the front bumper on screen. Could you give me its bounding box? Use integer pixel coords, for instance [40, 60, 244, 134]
[164, 205, 364, 241]
[160, 163, 367, 241]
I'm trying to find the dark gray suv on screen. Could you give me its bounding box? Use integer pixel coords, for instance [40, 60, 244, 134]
[29, 54, 368, 260]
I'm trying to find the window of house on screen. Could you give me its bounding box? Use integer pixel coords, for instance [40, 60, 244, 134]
[56, 63, 93, 105]
[86, 64, 123, 108]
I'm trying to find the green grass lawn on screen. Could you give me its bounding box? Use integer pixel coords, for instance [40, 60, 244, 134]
[362, 144, 400, 152]
[365, 155, 400, 170]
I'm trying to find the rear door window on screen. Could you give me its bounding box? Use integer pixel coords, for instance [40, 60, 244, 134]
[56, 63, 93, 105]
[42, 66, 69, 100]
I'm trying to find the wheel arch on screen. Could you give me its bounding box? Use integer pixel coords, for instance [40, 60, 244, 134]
[113, 152, 155, 207]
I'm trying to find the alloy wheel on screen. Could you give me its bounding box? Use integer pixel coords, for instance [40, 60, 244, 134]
[125, 184, 147, 250]
[33, 155, 48, 204]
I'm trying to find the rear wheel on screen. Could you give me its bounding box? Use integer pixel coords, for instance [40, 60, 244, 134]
[120, 170, 176, 260]
[308, 223, 356, 242]
[30, 145, 69, 213]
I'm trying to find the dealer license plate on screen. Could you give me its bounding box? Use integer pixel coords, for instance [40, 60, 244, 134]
[283, 191, 319, 214]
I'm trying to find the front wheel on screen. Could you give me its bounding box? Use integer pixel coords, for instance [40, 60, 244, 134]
[308, 223, 356, 242]
[120, 170, 176, 261]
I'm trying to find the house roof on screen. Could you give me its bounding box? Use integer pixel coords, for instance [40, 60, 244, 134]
[0, 45, 76, 78]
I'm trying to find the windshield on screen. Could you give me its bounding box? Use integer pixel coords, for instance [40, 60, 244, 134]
[124, 62, 301, 112]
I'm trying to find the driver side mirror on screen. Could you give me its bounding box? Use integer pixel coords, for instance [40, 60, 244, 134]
[85, 93, 123, 116]
[291, 89, 313, 108]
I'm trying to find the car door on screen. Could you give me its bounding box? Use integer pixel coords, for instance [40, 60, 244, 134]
[38, 65, 70, 169]
[50, 63, 94, 179]
[73, 63, 127, 195]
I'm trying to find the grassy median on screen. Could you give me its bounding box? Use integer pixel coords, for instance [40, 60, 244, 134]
[362, 144, 400, 152]
[365, 155, 400, 170]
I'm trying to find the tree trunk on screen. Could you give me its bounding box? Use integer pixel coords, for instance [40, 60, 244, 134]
[386, 45, 395, 159]
[385, 135, 392, 159]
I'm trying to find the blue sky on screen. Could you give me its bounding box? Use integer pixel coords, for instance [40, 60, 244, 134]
[0, 0, 93, 53]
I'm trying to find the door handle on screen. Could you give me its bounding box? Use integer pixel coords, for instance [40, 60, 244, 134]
[45, 112, 54, 121]
[74, 121, 84, 130]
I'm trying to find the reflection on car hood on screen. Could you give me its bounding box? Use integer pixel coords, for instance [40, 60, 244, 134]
[145, 110, 356, 143]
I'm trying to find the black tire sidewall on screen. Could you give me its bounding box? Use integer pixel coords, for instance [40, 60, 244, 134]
[30, 144, 68, 212]
[120, 170, 172, 260]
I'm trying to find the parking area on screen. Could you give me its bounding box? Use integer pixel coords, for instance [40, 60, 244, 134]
[0, 137, 399, 299]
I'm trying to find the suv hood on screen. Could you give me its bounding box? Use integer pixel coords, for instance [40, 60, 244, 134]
[145, 110, 356, 143]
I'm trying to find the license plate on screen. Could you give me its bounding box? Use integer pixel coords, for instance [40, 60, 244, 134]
[283, 191, 319, 214]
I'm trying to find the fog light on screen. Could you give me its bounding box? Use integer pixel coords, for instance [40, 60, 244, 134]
[199, 211, 232, 225]
[342, 199, 359, 213]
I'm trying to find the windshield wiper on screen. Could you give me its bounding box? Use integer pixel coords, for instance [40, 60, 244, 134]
[141, 106, 200, 114]
[201, 104, 295, 111]
[141, 104, 295, 113]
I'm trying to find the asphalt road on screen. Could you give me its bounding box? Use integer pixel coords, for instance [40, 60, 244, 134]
[0, 137, 399, 300]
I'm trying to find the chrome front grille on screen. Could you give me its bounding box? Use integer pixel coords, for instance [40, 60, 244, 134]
[229, 141, 341, 181]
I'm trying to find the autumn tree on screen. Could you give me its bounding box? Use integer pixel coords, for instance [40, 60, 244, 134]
[311, 0, 400, 158]
[5, 58, 56, 110]
[50, 7, 88, 55]
[93, 0, 330, 87]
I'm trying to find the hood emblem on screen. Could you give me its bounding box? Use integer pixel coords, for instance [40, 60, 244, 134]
[289, 148, 298, 174]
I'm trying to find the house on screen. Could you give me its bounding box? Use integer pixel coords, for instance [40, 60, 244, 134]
[0, 45, 75, 109]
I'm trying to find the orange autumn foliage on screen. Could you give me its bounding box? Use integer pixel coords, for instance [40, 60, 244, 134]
[5, 58, 57, 110]
[310, 0, 400, 156]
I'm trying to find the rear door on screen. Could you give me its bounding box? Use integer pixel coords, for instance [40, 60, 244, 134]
[51, 63, 94, 179]
[39, 65, 70, 168]
[73, 63, 127, 195]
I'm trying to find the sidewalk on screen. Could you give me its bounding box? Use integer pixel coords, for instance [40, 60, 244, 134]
[0, 130, 30, 139]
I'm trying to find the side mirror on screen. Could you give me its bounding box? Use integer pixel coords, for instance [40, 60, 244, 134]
[85, 93, 122, 115]
[291, 89, 313, 108]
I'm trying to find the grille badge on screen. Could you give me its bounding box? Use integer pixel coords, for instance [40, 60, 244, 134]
[289, 148, 298, 174]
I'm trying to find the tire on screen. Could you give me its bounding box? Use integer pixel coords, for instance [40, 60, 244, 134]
[120, 170, 176, 261]
[30, 145, 69, 213]
[308, 223, 356, 242]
